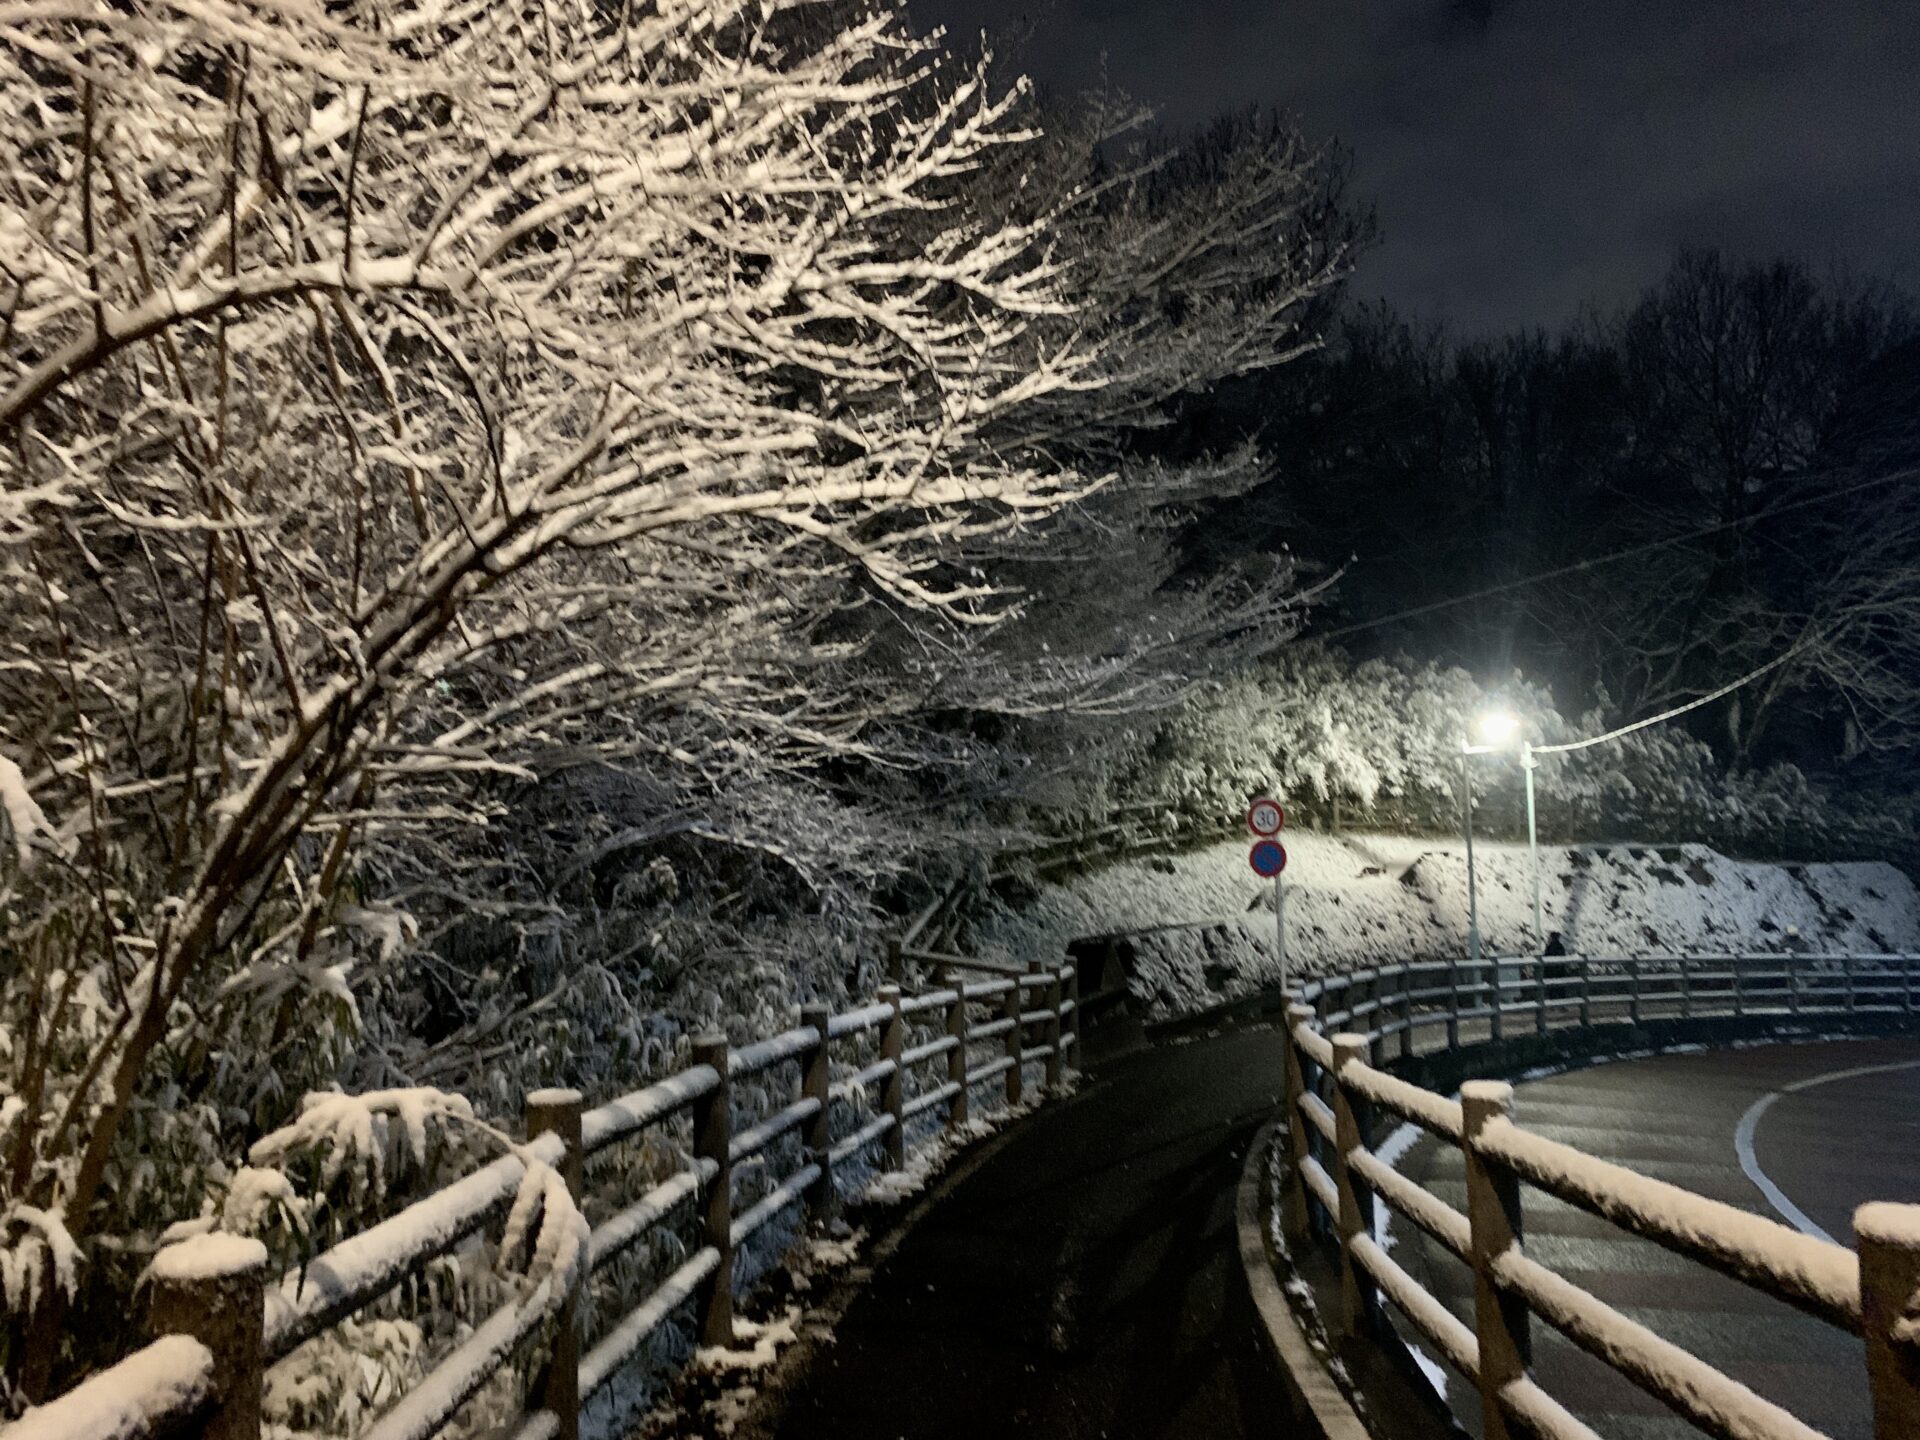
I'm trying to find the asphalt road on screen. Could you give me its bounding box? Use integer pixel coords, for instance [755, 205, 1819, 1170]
[1395, 1036, 1920, 1440]
[768, 1027, 1297, 1440]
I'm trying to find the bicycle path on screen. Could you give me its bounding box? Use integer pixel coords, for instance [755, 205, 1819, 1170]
[767, 1026, 1296, 1440]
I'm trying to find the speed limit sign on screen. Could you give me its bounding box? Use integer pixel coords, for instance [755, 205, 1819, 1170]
[1247, 797, 1285, 836]
[1246, 795, 1289, 998]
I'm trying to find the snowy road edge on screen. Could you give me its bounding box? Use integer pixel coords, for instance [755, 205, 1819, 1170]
[1234, 1117, 1372, 1440]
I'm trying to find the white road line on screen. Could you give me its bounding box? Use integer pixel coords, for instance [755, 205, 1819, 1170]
[1733, 1093, 1832, 1243]
[1733, 1056, 1920, 1243]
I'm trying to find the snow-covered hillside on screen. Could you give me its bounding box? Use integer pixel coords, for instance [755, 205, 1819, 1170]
[978, 834, 1920, 1020]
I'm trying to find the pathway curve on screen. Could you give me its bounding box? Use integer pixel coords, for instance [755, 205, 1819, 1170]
[769, 1026, 1296, 1440]
[1395, 1036, 1920, 1440]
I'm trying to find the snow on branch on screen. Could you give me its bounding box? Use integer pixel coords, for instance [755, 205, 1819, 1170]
[0, 0, 1353, 1388]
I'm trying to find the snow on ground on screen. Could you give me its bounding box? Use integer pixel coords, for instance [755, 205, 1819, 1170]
[980, 833, 1920, 1020]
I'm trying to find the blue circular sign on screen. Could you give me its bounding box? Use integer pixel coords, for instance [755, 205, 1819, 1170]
[1249, 839, 1287, 877]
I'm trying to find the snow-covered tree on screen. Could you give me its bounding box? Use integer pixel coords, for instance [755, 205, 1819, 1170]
[834, 102, 1364, 889]
[0, 0, 1144, 1388]
[1102, 645, 1911, 864]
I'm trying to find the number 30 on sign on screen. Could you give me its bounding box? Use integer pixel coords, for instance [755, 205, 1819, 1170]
[1246, 797, 1285, 836]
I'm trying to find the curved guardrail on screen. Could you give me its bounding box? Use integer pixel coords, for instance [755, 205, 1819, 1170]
[1277, 952, 1920, 1440]
[20, 952, 1080, 1440]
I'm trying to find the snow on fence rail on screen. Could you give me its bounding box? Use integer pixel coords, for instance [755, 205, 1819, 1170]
[15, 953, 1081, 1440]
[1276, 951, 1920, 1440]
[4, 1337, 216, 1440]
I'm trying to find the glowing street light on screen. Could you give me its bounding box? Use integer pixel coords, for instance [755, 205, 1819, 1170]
[1476, 709, 1519, 748]
[1460, 707, 1545, 960]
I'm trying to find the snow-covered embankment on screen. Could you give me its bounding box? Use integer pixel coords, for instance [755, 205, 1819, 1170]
[978, 834, 1920, 1021]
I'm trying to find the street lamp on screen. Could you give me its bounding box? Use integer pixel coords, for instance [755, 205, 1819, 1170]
[1460, 709, 1544, 957]
[1476, 709, 1519, 749]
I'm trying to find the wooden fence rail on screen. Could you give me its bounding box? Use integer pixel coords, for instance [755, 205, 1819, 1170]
[1278, 951, 1920, 1440]
[17, 948, 1079, 1440]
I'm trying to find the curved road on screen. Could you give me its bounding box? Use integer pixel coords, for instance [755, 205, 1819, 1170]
[769, 1027, 1295, 1440]
[1397, 1036, 1920, 1440]
[763, 1027, 1920, 1440]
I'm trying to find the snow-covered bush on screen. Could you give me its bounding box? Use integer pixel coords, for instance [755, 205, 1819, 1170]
[1087, 646, 1912, 861]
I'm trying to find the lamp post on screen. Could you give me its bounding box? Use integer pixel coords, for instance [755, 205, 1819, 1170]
[1521, 741, 1543, 948]
[1461, 709, 1544, 957]
[1459, 744, 1482, 966]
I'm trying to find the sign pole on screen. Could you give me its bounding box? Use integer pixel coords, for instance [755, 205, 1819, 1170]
[1275, 870, 1287, 999]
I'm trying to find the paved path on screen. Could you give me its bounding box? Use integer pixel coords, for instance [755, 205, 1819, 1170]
[770, 1028, 1296, 1440]
[1395, 1037, 1920, 1440]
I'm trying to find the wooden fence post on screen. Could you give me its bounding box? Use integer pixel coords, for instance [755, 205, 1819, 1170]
[691, 1033, 734, 1347]
[1847, 953, 1859, 1014]
[17, 1256, 59, 1404]
[1578, 957, 1593, 1028]
[526, 1088, 583, 1440]
[1679, 957, 1693, 1020]
[1043, 965, 1065, 1096]
[946, 985, 971, 1131]
[1732, 955, 1745, 1018]
[800, 1004, 836, 1225]
[1349, 972, 1370, 1063]
[148, 1235, 268, 1440]
[1488, 959, 1504, 1043]
[1463, 1079, 1529, 1440]
[1330, 1034, 1380, 1339]
[1365, 971, 1387, 1069]
[1398, 965, 1415, 1062]
[1003, 979, 1024, 1106]
[1630, 956, 1644, 1025]
[1858, 1202, 1920, 1439]
[1535, 959, 1549, 1036]
[1281, 1003, 1315, 1245]
[1065, 961, 1083, 1071]
[880, 985, 906, 1171]
[1447, 958, 1461, 1049]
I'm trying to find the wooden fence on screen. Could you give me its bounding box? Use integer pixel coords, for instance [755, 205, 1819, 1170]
[1278, 951, 1920, 1440]
[12, 951, 1081, 1440]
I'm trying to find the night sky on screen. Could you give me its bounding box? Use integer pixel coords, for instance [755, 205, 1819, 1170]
[913, 0, 1920, 333]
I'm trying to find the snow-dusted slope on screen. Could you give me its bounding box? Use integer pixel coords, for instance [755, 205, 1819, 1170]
[978, 834, 1920, 1021]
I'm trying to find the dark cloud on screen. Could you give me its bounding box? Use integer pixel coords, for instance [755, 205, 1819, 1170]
[914, 0, 1920, 331]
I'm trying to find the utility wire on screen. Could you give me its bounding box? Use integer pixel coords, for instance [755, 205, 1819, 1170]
[1530, 647, 1800, 755]
[1310, 464, 1917, 644]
